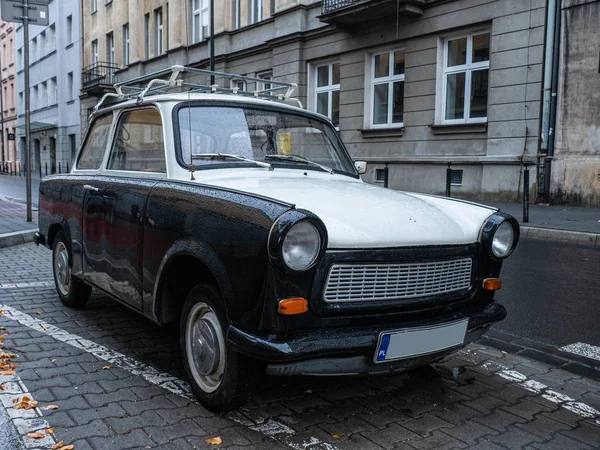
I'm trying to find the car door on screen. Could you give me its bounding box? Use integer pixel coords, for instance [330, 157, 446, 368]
[82, 107, 167, 309]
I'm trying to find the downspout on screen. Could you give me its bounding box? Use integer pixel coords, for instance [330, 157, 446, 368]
[544, 0, 562, 201]
[540, 0, 557, 153]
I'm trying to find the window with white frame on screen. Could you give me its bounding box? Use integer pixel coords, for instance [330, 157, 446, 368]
[370, 49, 404, 127]
[313, 62, 340, 127]
[257, 71, 272, 92]
[122, 24, 130, 65]
[106, 32, 114, 65]
[91, 0, 97, 13]
[66, 15, 72, 44]
[249, 0, 262, 24]
[91, 39, 98, 65]
[441, 31, 490, 123]
[231, 79, 247, 92]
[144, 14, 150, 59]
[191, 0, 209, 43]
[155, 8, 163, 55]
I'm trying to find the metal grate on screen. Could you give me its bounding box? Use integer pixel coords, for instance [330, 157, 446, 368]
[323, 258, 473, 303]
[321, 0, 362, 14]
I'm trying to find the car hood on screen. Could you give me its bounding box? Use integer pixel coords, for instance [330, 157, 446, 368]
[199, 170, 497, 249]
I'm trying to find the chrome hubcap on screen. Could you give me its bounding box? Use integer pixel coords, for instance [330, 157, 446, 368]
[54, 242, 71, 296]
[186, 303, 225, 393]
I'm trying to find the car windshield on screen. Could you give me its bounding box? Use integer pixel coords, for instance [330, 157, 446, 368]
[177, 105, 356, 175]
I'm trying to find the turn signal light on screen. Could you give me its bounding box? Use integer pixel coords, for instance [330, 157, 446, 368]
[278, 298, 308, 315]
[483, 278, 502, 291]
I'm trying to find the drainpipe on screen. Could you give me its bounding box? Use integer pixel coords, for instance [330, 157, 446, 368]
[540, 0, 557, 152]
[544, 0, 562, 201]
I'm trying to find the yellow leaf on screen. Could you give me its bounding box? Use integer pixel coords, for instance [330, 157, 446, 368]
[332, 434, 342, 439]
[35, 312, 41, 315]
[26, 432, 45, 439]
[1, 369, 15, 375]
[46, 428, 54, 434]
[102, 366, 111, 370]
[41, 404, 59, 411]
[205, 437, 222, 445]
[0, 384, 6, 391]
[59, 446, 74, 450]
[51, 441, 64, 450]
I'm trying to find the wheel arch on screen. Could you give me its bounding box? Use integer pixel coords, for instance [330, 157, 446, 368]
[152, 239, 235, 326]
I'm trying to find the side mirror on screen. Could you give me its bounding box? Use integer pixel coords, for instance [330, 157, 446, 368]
[354, 161, 367, 175]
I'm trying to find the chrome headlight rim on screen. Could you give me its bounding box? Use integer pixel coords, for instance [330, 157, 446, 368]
[481, 212, 520, 261]
[268, 210, 328, 274]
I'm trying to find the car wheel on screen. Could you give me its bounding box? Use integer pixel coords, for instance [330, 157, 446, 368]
[180, 283, 258, 412]
[52, 231, 92, 308]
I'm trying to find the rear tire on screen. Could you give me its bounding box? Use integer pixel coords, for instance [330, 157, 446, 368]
[52, 231, 92, 308]
[180, 283, 259, 412]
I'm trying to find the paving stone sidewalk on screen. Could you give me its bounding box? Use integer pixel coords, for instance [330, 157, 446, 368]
[0, 197, 37, 234]
[0, 243, 599, 450]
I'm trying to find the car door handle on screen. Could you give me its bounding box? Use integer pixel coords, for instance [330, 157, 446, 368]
[83, 184, 100, 192]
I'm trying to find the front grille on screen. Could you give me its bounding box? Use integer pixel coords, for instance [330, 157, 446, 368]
[323, 258, 473, 303]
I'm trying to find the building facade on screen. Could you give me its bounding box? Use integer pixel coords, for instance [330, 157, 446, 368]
[81, 0, 545, 203]
[550, 0, 600, 206]
[15, 0, 82, 177]
[0, 20, 18, 173]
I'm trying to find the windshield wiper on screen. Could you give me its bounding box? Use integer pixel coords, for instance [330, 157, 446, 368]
[191, 153, 273, 171]
[264, 154, 334, 174]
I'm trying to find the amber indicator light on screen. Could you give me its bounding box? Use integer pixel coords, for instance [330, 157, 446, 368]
[278, 298, 309, 315]
[483, 278, 502, 291]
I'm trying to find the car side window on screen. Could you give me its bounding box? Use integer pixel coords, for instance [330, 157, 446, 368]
[107, 109, 166, 173]
[77, 114, 113, 170]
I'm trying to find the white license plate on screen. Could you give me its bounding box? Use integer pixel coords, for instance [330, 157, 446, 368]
[374, 319, 468, 363]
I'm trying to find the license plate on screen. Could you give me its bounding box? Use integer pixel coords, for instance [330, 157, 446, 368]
[374, 319, 468, 363]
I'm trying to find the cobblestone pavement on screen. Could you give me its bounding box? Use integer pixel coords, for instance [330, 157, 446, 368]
[0, 244, 599, 450]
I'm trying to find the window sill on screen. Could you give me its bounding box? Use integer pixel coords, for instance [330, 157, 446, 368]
[430, 123, 487, 135]
[360, 127, 404, 139]
[67, 100, 75, 105]
[66, 43, 74, 50]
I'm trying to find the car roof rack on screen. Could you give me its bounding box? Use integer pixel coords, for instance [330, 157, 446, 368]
[92, 65, 298, 114]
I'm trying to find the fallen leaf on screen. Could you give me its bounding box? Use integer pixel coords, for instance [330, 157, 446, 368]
[35, 312, 41, 315]
[102, 365, 111, 370]
[46, 428, 54, 434]
[332, 434, 342, 439]
[50, 359, 56, 363]
[0, 384, 6, 391]
[1, 369, 15, 375]
[51, 441, 64, 450]
[59, 446, 74, 450]
[14, 396, 38, 410]
[26, 432, 45, 439]
[0, 311, 3, 316]
[41, 404, 59, 411]
[205, 437, 222, 445]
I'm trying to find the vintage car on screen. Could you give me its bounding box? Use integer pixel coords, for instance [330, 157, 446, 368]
[36, 67, 519, 411]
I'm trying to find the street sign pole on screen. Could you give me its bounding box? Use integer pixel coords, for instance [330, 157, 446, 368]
[23, 0, 32, 222]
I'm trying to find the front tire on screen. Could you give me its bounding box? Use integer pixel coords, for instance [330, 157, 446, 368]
[180, 283, 258, 412]
[52, 231, 91, 308]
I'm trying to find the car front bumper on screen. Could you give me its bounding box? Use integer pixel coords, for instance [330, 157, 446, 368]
[227, 302, 505, 375]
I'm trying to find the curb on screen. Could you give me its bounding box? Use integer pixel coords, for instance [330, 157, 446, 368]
[479, 329, 600, 382]
[0, 229, 36, 249]
[521, 226, 600, 246]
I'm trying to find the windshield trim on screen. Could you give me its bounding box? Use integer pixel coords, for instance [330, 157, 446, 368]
[171, 100, 359, 179]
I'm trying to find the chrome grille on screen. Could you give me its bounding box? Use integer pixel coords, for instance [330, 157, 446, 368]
[323, 258, 473, 303]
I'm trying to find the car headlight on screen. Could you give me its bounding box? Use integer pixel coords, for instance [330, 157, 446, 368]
[268, 210, 327, 273]
[481, 213, 519, 261]
[282, 221, 321, 271]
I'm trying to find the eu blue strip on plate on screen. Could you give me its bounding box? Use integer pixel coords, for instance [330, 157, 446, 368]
[376, 334, 391, 361]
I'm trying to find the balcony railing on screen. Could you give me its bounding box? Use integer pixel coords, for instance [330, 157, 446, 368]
[322, 0, 362, 14]
[82, 61, 119, 91]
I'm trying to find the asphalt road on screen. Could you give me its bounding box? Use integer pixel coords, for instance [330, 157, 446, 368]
[0, 175, 40, 206]
[495, 237, 600, 348]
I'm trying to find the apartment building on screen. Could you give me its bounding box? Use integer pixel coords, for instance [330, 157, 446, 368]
[0, 20, 17, 172]
[81, 0, 545, 202]
[15, 0, 82, 176]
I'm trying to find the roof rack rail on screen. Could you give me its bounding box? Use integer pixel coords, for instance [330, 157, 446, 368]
[92, 65, 298, 115]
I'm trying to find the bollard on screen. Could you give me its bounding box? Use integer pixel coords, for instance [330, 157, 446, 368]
[39, 163, 42, 179]
[383, 163, 389, 188]
[66, 162, 69, 173]
[45, 162, 47, 176]
[445, 163, 452, 197]
[523, 166, 530, 223]
[59, 162, 61, 174]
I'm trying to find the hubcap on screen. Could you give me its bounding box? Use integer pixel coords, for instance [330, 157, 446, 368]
[186, 302, 226, 393]
[54, 242, 71, 296]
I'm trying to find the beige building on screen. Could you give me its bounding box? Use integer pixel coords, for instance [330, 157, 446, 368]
[0, 19, 18, 173]
[81, 0, 547, 203]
